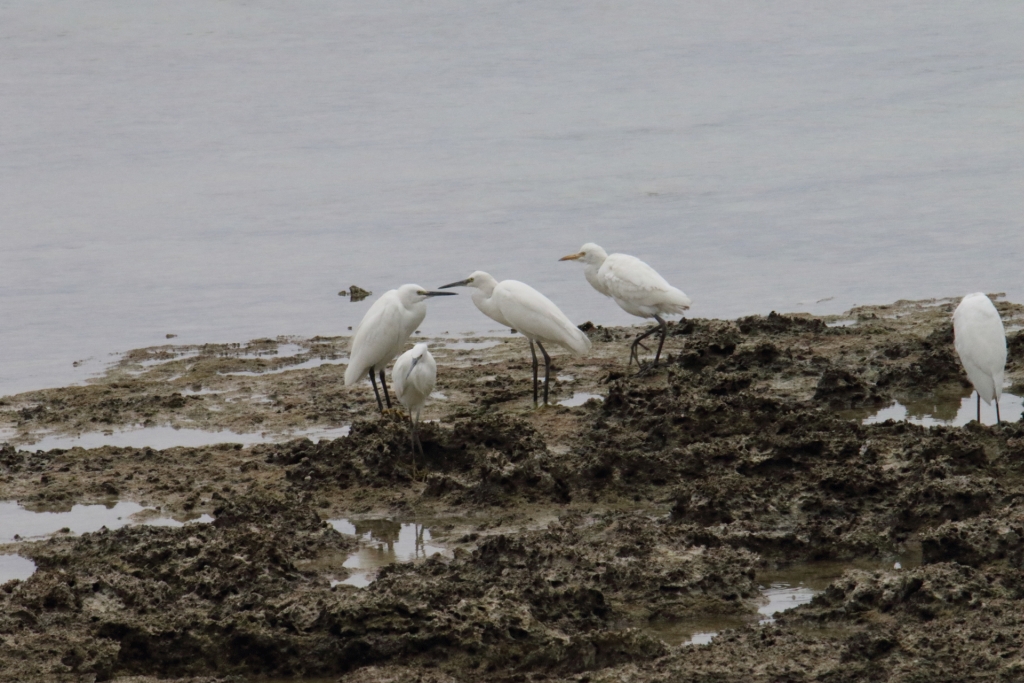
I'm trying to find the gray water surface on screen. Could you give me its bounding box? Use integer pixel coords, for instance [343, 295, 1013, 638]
[0, 500, 212, 543]
[1, 1, 1021, 396]
[648, 556, 917, 646]
[17, 425, 351, 452]
[0, 554, 37, 584]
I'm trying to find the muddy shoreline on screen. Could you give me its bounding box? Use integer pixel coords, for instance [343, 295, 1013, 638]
[2, 297, 1024, 682]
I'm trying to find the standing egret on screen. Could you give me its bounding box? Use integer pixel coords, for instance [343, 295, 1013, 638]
[393, 343, 436, 475]
[952, 292, 1007, 424]
[560, 243, 691, 372]
[439, 271, 591, 406]
[344, 284, 455, 412]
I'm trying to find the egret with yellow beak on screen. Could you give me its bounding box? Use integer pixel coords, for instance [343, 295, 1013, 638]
[561, 243, 690, 371]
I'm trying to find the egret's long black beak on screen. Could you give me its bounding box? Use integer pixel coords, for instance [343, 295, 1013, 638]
[424, 291, 457, 297]
[439, 279, 471, 289]
[405, 355, 420, 380]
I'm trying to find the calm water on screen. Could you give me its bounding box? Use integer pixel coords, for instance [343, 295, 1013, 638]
[329, 517, 448, 588]
[0, 500, 212, 543]
[1, 1, 1021, 395]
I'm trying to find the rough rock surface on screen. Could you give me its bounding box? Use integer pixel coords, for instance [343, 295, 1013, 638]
[1, 298, 1023, 682]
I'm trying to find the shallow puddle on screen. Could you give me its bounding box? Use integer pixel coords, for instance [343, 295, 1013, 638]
[236, 343, 306, 359]
[861, 388, 1023, 427]
[223, 356, 348, 377]
[179, 386, 221, 396]
[558, 392, 604, 407]
[648, 556, 915, 646]
[0, 554, 36, 583]
[16, 424, 351, 451]
[0, 500, 211, 544]
[135, 352, 201, 369]
[328, 518, 449, 588]
[444, 340, 502, 351]
[758, 582, 817, 621]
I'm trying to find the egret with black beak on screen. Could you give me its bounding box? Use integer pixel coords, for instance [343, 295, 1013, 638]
[439, 272, 591, 406]
[393, 343, 436, 475]
[344, 284, 455, 412]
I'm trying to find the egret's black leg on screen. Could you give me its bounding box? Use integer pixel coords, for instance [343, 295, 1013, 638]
[537, 341, 552, 406]
[977, 393, 981, 424]
[652, 315, 668, 365]
[379, 369, 392, 409]
[530, 340, 540, 406]
[629, 339, 652, 369]
[996, 399, 1001, 425]
[631, 323, 663, 374]
[409, 420, 417, 479]
[629, 334, 647, 368]
[369, 367, 385, 413]
[414, 420, 425, 458]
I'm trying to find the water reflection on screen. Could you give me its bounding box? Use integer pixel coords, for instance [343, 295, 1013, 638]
[646, 555, 918, 646]
[15, 424, 351, 451]
[329, 518, 448, 588]
[222, 356, 347, 377]
[758, 583, 817, 621]
[443, 340, 502, 351]
[0, 500, 211, 543]
[558, 392, 604, 407]
[862, 386, 1023, 427]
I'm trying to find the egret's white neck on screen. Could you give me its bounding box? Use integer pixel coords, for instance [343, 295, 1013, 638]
[466, 272, 509, 328]
[583, 253, 609, 296]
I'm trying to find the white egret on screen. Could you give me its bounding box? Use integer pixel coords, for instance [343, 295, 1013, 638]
[344, 284, 455, 412]
[952, 292, 1007, 424]
[560, 242, 691, 371]
[393, 343, 436, 475]
[439, 271, 591, 406]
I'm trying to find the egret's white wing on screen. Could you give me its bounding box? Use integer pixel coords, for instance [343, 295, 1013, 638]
[600, 254, 691, 316]
[392, 347, 413, 399]
[344, 294, 409, 385]
[495, 280, 592, 355]
[953, 294, 1007, 403]
[407, 350, 437, 401]
[393, 345, 436, 419]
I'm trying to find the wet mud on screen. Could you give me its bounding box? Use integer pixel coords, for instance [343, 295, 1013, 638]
[2, 297, 1024, 681]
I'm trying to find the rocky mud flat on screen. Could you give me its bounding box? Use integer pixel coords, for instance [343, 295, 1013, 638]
[2, 297, 1024, 682]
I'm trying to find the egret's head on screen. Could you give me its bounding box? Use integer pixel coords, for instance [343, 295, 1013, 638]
[397, 283, 457, 304]
[410, 341, 430, 358]
[559, 242, 607, 265]
[439, 270, 494, 290]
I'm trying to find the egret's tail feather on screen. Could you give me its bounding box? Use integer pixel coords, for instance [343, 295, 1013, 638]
[567, 329, 593, 356]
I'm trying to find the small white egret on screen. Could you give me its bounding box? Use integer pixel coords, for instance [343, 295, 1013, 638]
[439, 271, 591, 406]
[393, 342, 436, 475]
[560, 243, 691, 371]
[344, 284, 455, 412]
[952, 292, 1007, 424]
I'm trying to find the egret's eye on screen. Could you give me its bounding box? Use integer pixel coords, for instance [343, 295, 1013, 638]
[418, 290, 428, 296]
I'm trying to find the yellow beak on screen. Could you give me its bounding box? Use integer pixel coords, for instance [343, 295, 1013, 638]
[559, 252, 584, 261]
